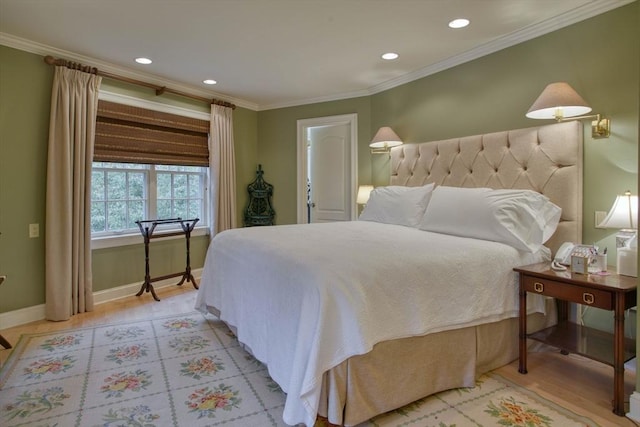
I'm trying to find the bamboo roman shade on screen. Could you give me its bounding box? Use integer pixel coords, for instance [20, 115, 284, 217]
[94, 100, 210, 166]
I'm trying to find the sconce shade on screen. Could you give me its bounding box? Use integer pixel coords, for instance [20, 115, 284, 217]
[357, 185, 374, 205]
[526, 82, 592, 120]
[369, 127, 403, 150]
[598, 191, 638, 230]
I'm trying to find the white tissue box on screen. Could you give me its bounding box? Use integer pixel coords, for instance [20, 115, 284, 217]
[617, 248, 637, 277]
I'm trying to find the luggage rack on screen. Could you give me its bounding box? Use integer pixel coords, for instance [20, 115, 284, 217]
[135, 218, 199, 301]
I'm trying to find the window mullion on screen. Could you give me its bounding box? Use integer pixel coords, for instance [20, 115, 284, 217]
[149, 166, 157, 220]
[102, 170, 108, 233]
[124, 171, 130, 227]
[171, 173, 175, 219]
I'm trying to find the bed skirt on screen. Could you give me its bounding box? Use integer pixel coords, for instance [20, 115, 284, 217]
[204, 299, 555, 426]
[317, 299, 556, 426]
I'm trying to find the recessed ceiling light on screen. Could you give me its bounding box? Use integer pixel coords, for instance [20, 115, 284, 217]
[203, 79, 217, 85]
[448, 18, 470, 29]
[381, 52, 399, 60]
[135, 57, 152, 65]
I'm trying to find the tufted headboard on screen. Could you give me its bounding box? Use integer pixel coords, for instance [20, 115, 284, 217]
[390, 121, 583, 255]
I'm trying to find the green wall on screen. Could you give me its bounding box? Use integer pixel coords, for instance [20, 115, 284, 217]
[257, 97, 371, 225]
[370, 3, 639, 250]
[259, 3, 639, 242]
[0, 45, 258, 311]
[1, 4, 638, 324]
[254, 4, 639, 339]
[0, 47, 51, 311]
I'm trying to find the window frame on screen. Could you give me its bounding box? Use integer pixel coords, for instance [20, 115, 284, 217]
[92, 90, 211, 250]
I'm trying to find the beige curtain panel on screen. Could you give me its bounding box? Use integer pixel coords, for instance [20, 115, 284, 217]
[45, 66, 102, 321]
[209, 104, 237, 236]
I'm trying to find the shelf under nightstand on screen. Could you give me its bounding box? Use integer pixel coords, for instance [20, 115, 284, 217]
[528, 320, 635, 366]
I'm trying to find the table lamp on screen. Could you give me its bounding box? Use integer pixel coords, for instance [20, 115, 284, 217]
[357, 185, 374, 206]
[598, 191, 638, 276]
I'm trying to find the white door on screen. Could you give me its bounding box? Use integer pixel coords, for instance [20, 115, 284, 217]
[297, 114, 357, 224]
[308, 124, 350, 222]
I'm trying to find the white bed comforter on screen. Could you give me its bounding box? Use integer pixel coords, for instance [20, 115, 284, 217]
[195, 221, 548, 426]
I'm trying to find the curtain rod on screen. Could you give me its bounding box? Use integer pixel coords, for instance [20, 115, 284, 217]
[43, 55, 236, 110]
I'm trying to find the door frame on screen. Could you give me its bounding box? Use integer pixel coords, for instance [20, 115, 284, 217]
[296, 114, 358, 224]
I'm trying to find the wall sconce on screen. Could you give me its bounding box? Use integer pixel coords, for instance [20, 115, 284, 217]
[356, 185, 374, 205]
[525, 82, 610, 139]
[370, 127, 403, 154]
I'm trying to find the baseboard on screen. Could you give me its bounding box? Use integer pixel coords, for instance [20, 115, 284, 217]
[0, 304, 46, 330]
[628, 391, 640, 421]
[0, 269, 202, 329]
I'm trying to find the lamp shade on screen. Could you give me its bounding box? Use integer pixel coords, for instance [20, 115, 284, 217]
[598, 192, 638, 230]
[369, 127, 402, 149]
[526, 82, 592, 120]
[356, 185, 374, 205]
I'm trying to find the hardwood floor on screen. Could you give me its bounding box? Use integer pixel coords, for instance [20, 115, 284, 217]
[496, 351, 638, 427]
[1, 285, 638, 427]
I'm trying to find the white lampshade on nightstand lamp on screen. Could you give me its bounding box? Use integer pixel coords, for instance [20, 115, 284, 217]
[598, 191, 638, 247]
[369, 127, 403, 154]
[598, 191, 638, 276]
[357, 185, 374, 205]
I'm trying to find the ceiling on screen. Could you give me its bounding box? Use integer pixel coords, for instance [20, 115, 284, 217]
[0, 0, 631, 110]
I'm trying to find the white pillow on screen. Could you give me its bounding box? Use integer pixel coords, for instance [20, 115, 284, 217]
[359, 183, 435, 228]
[419, 186, 561, 252]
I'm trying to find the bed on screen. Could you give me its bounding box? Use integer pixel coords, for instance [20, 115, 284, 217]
[195, 120, 582, 426]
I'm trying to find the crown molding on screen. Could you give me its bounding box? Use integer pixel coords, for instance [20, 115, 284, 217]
[1, 0, 633, 112]
[260, 0, 634, 110]
[0, 32, 259, 111]
[365, 0, 636, 97]
[257, 88, 371, 111]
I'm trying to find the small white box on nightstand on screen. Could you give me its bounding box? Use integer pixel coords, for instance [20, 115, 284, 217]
[617, 247, 637, 277]
[571, 255, 589, 274]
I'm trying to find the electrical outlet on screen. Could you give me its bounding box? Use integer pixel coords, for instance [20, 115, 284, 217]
[29, 223, 39, 238]
[594, 211, 607, 228]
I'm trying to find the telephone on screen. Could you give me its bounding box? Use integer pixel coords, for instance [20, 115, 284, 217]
[551, 242, 597, 271]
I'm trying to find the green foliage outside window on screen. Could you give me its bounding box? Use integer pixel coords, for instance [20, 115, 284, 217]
[91, 162, 206, 235]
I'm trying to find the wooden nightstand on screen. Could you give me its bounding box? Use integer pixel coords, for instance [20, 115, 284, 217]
[514, 262, 637, 416]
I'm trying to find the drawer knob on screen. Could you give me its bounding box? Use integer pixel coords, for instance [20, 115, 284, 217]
[583, 292, 595, 304]
[534, 282, 544, 292]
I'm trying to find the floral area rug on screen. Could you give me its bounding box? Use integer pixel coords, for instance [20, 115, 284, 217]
[361, 374, 599, 427]
[0, 311, 599, 427]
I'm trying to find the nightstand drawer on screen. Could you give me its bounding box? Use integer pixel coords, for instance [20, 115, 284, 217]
[521, 276, 613, 310]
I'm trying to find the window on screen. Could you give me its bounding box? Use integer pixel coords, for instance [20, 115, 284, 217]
[90, 96, 211, 248]
[91, 162, 208, 237]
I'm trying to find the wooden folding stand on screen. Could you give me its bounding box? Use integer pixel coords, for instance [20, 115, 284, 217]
[135, 218, 199, 301]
